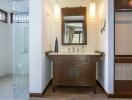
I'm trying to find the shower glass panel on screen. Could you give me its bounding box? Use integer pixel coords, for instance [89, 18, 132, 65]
[0, 0, 29, 99]
[12, 0, 29, 99]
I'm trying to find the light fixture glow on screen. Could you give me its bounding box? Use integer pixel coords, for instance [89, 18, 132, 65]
[89, 0, 96, 21]
[130, 0, 132, 5]
[54, 1, 60, 22]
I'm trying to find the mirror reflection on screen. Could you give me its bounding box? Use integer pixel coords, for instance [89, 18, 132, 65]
[62, 7, 87, 45]
[64, 16, 85, 44]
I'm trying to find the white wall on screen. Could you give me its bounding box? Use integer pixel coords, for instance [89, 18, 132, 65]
[0, 0, 12, 76]
[96, 0, 114, 94]
[29, 0, 43, 93]
[50, 0, 99, 52]
[0, 0, 11, 12]
[42, 0, 52, 90]
[0, 22, 10, 76]
[29, 0, 51, 93]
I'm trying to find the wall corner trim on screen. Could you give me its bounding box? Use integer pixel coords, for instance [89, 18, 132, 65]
[30, 79, 52, 97]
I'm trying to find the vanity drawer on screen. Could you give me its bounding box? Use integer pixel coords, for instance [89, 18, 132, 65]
[55, 55, 89, 65]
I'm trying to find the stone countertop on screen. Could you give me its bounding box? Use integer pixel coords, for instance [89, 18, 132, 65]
[47, 51, 102, 56]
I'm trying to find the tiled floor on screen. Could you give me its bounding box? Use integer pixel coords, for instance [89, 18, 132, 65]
[0, 74, 29, 100]
[30, 83, 132, 100]
[0, 75, 14, 98]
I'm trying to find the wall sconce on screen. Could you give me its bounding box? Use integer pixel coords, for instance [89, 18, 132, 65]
[89, 0, 96, 21]
[101, 19, 106, 34]
[130, 0, 132, 5]
[54, 0, 61, 22]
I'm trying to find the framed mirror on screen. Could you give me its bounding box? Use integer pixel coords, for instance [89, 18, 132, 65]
[61, 7, 87, 45]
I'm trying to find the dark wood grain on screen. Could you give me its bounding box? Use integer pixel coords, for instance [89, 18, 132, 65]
[47, 54, 102, 93]
[115, 55, 132, 63]
[115, 0, 132, 12]
[115, 80, 132, 93]
[61, 7, 87, 45]
[111, 80, 132, 98]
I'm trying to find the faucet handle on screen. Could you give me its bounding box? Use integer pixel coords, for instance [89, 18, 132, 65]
[72, 47, 75, 52]
[68, 47, 70, 52]
[81, 46, 85, 53]
[77, 47, 79, 53]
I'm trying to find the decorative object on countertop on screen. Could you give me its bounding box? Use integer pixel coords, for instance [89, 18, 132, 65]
[55, 37, 58, 52]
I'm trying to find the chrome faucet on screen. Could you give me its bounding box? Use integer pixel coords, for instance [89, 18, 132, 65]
[68, 47, 70, 52]
[72, 47, 75, 52]
[68, 47, 81, 53]
[77, 47, 79, 53]
[81, 46, 85, 53]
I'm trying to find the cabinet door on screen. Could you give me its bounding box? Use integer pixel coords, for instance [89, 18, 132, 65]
[55, 63, 96, 85]
[115, 0, 132, 11]
[74, 64, 96, 84]
[55, 64, 75, 84]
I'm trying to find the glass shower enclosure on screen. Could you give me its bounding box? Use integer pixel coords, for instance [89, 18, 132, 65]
[0, 0, 29, 99]
[12, 0, 29, 99]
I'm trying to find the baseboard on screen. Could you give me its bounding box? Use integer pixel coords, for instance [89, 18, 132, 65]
[107, 93, 132, 98]
[30, 79, 52, 97]
[30, 93, 43, 97]
[96, 80, 108, 95]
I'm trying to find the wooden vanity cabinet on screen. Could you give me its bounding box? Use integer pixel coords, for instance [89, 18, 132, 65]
[115, 0, 132, 11]
[47, 54, 102, 93]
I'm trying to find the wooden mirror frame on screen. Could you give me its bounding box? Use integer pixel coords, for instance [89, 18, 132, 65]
[61, 7, 87, 45]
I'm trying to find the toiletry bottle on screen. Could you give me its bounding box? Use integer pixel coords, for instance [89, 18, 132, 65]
[55, 37, 58, 52]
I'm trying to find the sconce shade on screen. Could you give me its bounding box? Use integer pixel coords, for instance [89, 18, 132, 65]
[54, 3, 61, 22]
[130, 0, 132, 5]
[89, 1, 96, 21]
